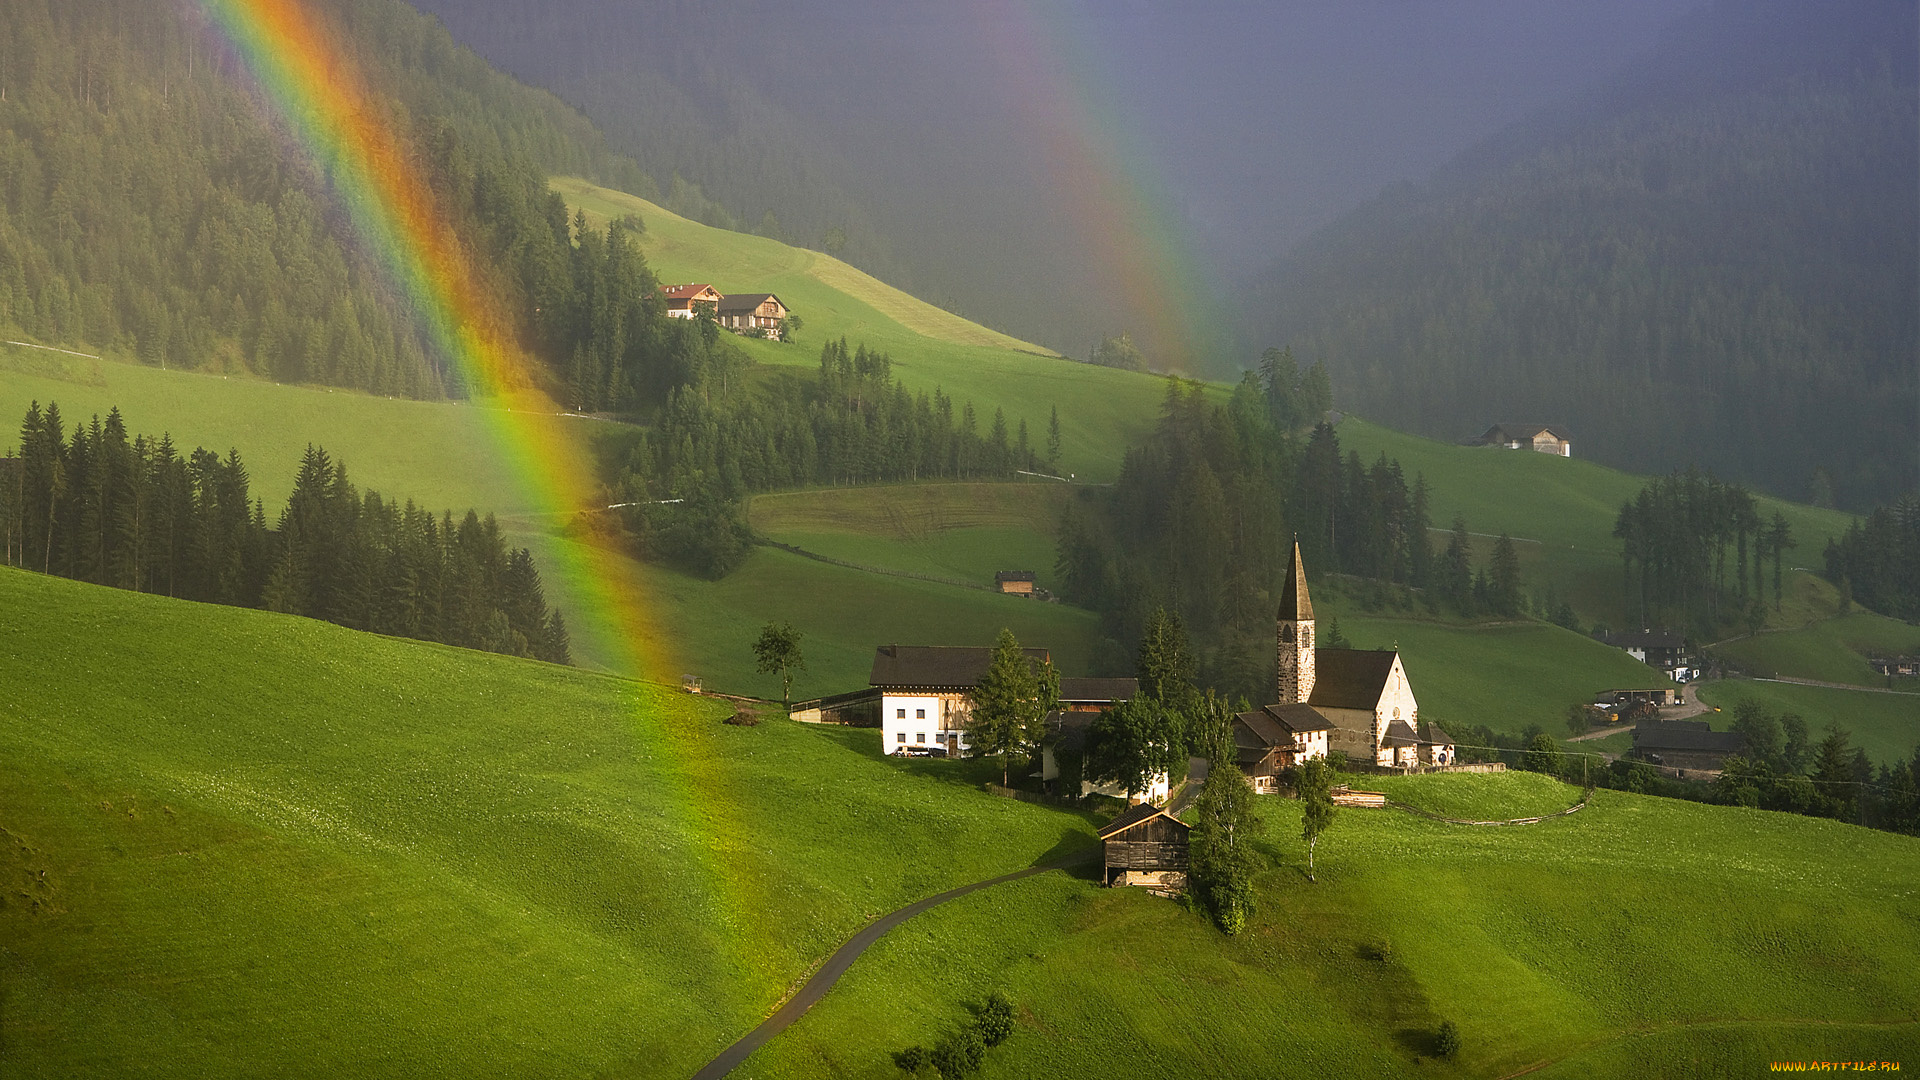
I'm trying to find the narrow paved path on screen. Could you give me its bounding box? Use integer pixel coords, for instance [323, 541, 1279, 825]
[690, 850, 1097, 1080]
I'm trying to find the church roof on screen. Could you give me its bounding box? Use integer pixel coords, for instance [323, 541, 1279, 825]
[1278, 541, 1313, 621]
[1306, 649, 1399, 710]
[1382, 718, 1420, 747]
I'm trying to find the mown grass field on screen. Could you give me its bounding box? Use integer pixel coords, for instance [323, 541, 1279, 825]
[0, 566, 1098, 1078]
[551, 177, 1186, 484]
[1697, 679, 1920, 766]
[738, 770, 1920, 1078]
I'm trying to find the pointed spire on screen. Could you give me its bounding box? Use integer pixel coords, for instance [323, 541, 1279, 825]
[1278, 540, 1314, 621]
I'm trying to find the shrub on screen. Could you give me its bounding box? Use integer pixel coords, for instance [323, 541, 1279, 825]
[976, 991, 1015, 1047]
[1436, 1019, 1461, 1059]
[724, 706, 761, 727]
[892, 1046, 930, 1074]
[929, 1026, 984, 1078]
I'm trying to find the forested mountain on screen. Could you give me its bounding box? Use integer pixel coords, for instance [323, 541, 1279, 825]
[0, 0, 658, 399]
[1245, 0, 1918, 510]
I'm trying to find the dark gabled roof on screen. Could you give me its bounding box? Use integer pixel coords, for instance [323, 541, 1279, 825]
[1419, 722, 1454, 747]
[1382, 718, 1420, 747]
[1601, 628, 1687, 650]
[1477, 424, 1572, 443]
[1059, 677, 1137, 703]
[1306, 649, 1398, 710]
[1278, 541, 1313, 621]
[995, 570, 1036, 583]
[1633, 720, 1746, 753]
[1235, 703, 1333, 748]
[869, 644, 1049, 689]
[1098, 801, 1188, 839]
[715, 292, 783, 314]
[660, 283, 718, 300]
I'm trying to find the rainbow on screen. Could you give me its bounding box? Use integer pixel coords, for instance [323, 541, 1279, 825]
[973, 0, 1226, 373]
[197, 0, 777, 999]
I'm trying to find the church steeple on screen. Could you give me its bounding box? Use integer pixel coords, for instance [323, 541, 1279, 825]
[1277, 541, 1316, 704]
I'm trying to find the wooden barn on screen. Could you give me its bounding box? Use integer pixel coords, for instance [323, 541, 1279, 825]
[716, 292, 789, 335]
[994, 570, 1036, 595]
[1098, 802, 1189, 892]
[1470, 423, 1573, 457]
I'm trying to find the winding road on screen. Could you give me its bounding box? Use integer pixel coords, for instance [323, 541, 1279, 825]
[690, 850, 1097, 1080]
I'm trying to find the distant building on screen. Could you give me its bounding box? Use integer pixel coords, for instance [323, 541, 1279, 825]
[994, 570, 1037, 596]
[1098, 801, 1189, 892]
[660, 283, 722, 319]
[1869, 656, 1918, 678]
[1631, 719, 1746, 773]
[1600, 628, 1694, 682]
[1471, 424, 1573, 457]
[1231, 703, 1333, 793]
[1042, 677, 1171, 804]
[715, 292, 789, 336]
[868, 644, 1047, 757]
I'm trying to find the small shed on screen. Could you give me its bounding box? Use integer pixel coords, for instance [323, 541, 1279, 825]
[994, 570, 1036, 596]
[1098, 802, 1189, 891]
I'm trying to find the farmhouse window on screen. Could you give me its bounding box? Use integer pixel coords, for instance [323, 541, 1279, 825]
[896, 732, 905, 743]
[915, 708, 926, 719]
[916, 733, 926, 743]
[897, 708, 906, 718]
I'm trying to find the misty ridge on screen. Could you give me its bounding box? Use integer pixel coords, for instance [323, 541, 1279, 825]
[411, 0, 1916, 510]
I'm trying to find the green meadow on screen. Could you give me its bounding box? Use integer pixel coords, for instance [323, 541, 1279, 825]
[551, 176, 1184, 484]
[1337, 417, 1859, 630]
[0, 566, 1096, 1078]
[738, 770, 1920, 1078]
[8, 570, 1918, 1078]
[1697, 679, 1920, 766]
[1710, 611, 1920, 687]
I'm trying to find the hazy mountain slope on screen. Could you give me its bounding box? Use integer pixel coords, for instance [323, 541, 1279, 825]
[1247, 0, 1918, 509]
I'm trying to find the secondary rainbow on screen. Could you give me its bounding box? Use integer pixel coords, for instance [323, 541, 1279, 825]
[197, 0, 781, 995]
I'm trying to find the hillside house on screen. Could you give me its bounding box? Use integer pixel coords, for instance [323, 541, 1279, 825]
[1232, 703, 1333, 793]
[994, 570, 1037, 596]
[660, 283, 722, 319]
[1271, 542, 1452, 769]
[1869, 656, 1918, 678]
[1041, 678, 1172, 804]
[1631, 719, 1746, 773]
[870, 644, 1049, 757]
[1471, 424, 1573, 457]
[1600, 628, 1694, 681]
[1098, 801, 1189, 892]
[716, 292, 789, 336]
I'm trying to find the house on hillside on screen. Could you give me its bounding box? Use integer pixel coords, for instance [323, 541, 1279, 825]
[1471, 424, 1573, 457]
[716, 292, 789, 336]
[1232, 703, 1333, 793]
[660, 283, 722, 319]
[1041, 677, 1171, 804]
[1631, 719, 1746, 773]
[1600, 628, 1695, 682]
[869, 644, 1048, 757]
[1098, 801, 1189, 892]
[994, 570, 1037, 596]
[1268, 542, 1454, 770]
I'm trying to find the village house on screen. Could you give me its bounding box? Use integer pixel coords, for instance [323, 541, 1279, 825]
[1263, 542, 1453, 771]
[1599, 628, 1695, 682]
[1231, 703, 1333, 793]
[1098, 801, 1189, 893]
[1631, 719, 1746, 773]
[868, 644, 1048, 757]
[715, 292, 789, 336]
[1470, 424, 1573, 457]
[994, 570, 1036, 596]
[659, 283, 722, 319]
[1040, 677, 1171, 804]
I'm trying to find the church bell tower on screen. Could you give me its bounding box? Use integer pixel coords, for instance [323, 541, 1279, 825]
[1277, 541, 1316, 704]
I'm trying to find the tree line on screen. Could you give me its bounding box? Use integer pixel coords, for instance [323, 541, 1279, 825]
[606, 338, 1039, 578]
[1055, 371, 1467, 702]
[1611, 469, 1793, 637]
[0, 0, 654, 401]
[0, 401, 569, 664]
[1822, 494, 1920, 621]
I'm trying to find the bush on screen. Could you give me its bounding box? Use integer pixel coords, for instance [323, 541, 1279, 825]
[976, 991, 1015, 1047]
[929, 1026, 984, 1078]
[1436, 1019, 1461, 1059]
[724, 706, 761, 727]
[892, 1046, 930, 1074]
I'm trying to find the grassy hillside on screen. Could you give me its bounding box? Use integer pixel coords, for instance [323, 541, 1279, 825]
[0, 566, 1096, 1077]
[740, 770, 1920, 1078]
[552, 177, 1185, 485]
[1697, 679, 1920, 766]
[1710, 612, 1920, 688]
[1338, 416, 1859, 629]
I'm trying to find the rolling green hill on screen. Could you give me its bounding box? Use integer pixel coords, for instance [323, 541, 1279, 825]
[552, 177, 1186, 485]
[8, 566, 1919, 1078]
